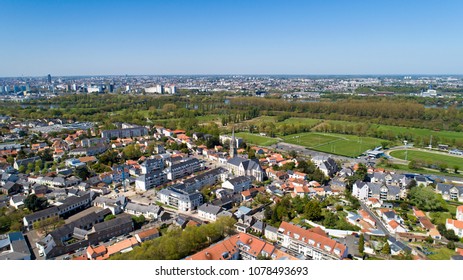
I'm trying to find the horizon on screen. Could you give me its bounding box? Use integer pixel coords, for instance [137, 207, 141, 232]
[2, 0, 463, 76]
[2, 73, 463, 79]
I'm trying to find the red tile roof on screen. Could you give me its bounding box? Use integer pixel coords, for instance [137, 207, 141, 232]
[278, 221, 345, 257]
[447, 219, 463, 229]
[388, 220, 400, 230]
[136, 227, 159, 239]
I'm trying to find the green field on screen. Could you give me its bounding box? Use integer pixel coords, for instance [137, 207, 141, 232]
[196, 114, 220, 123]
[317, 119, 463, 145]
[282, 132, 384, 157]
[372, 124, 463, 141]
[376, 162, 463, 178]
[389, 150, 463, 170]
[427, 247, 456, 260]
[279, 117, 321, 127]
[235, 132, 279, 146]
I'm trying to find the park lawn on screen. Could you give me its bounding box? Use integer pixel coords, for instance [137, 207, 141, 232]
[317, 120, 463, 146]
[235, 132, 279, 146]
[389, 150, 463, 170]
[279, 117, 321, 127]
[242, 115, 277, 124]
[372, 124, 463, 141]
[427, 247, 456, 260]
[429, 211, 452, 225]
[282, 132, 384, 157]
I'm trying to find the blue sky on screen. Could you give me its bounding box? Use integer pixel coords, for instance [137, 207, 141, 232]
[1, 0, 462, 76]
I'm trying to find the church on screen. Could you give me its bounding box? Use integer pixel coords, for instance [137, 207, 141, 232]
[226, 129, 265, 182]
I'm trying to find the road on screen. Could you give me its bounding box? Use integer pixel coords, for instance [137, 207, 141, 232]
[360, 202, 389, 235]
[360, 201, 412, 253]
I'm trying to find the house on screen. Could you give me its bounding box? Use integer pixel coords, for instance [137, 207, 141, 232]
[264, 225, 279, 241]
[387, 220, 407, 233]
[9, 194, 26, 209]
[101, 127, 148, 140]
[365, 197, 382, 208]
[186, 232, 274, 260]
[436, 183, 463, 202]
[124, 202, 161, 220]
[166, 158, 201, 181]
[0, 181, 21, 195]
[0, 232, 31, 260]
[277, 221, 347, 260]
[266, 168, 289, 181]
[198, 203, 223, 221]
[35, 209, 113, 258]
[352, 181, 402, 201]
[222, 176, 252, 193]
[157, 186, 203, 212]
[445, 206, 463, 238]
[140, 157, 164, 174]
[457, 205, 463, 221]
[135, 170, 167, 191]
[14, 156, 41, 170]
[23, 193, 92, 229]
[93, 196, 127, 215]
[446, 219, 463, 238]
[135, 227, 160, 243]
[414, 175, 433, 187]
[290, 171, 307, 180]
[181, 167, 228, 193]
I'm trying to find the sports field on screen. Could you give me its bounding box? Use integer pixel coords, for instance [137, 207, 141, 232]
[282, 132, 384, 157]
[235, 132, 279, 146]
[389, 150, 463, 170]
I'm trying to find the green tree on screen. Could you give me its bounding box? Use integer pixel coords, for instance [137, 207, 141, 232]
[323, 212, 338, 228]
[24, 194, 49, 212]
[438, 162, 448, 172]
[75, 166, 91, 180]
[33, 216, 64, 235]
[132, 215, 146, 230]
[123, 144, 142, 160]
[104, 214, 116, 221]
[289, 150, 298, 158]
[408, 186, 445, 211]
[382, 242, 390, 255]
[359, 234, 365, 254]
[18, 165, 26, 173]
[425, 236, 433, 244]
[304, 199, 322, 221]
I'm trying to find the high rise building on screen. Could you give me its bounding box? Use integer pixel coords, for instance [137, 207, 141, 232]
[47, 74, 52, 84]
[156, 84, 164, 94]
[107, 84, 114, 93]
[170, 85, 177, 94]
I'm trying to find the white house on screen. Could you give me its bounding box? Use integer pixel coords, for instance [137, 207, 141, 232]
[222, 176, 252, 193]
[446, 219, 463, 238]
[197, 203, 223, 221]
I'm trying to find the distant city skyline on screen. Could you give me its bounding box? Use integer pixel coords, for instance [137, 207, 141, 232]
[1, 0, 463, 76]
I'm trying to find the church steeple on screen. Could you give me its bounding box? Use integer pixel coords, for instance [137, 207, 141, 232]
[230, 127, 237, 158]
